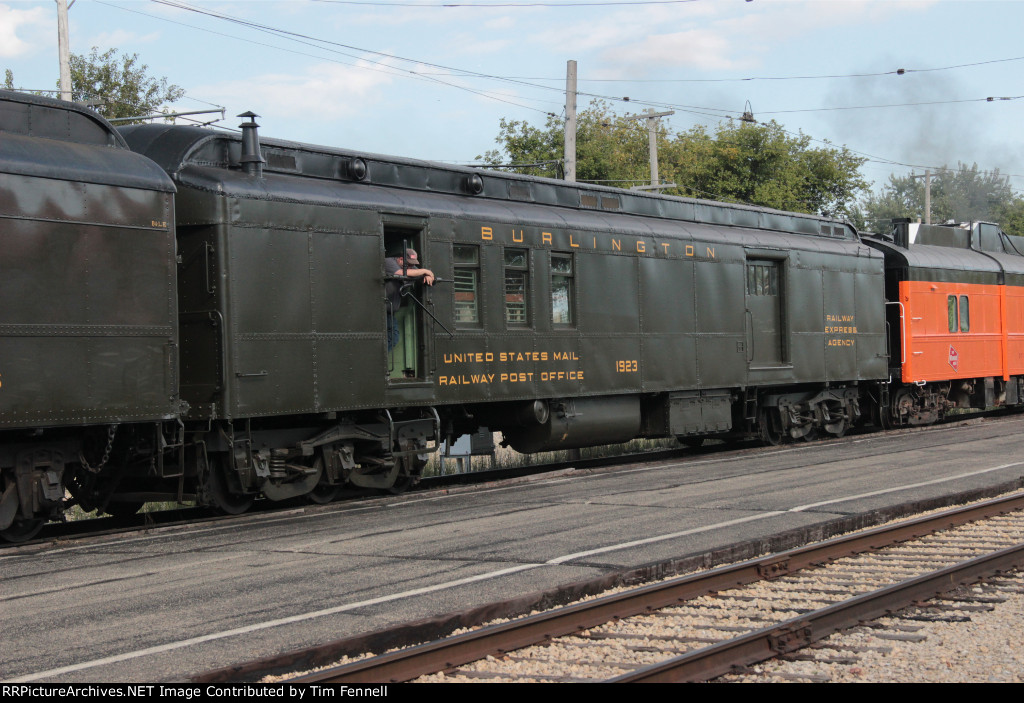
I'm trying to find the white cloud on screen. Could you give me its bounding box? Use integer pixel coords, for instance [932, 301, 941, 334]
[603, 30, 748, 72]
[193, 60, 396, 124]
[529, 0, 934, 75]
[0, 3, 49, 59]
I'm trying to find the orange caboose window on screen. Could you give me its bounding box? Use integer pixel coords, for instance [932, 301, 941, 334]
[947, 295, 970, 333]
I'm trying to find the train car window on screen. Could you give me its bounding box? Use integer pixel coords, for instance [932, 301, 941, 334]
[746, 262, 779, 296]
[551, 253, 574, 326]
[948, 296, 958, 333]
[959, 295, 970, 333]
[453, 245, 480, 325]
[504, 248, 529, 326]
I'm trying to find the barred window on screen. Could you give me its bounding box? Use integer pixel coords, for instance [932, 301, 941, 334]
[746, 263, 779, 296]
[504, 248, 529, 326]
[453, 245, 480, 325]
[551, 253, 574, 326]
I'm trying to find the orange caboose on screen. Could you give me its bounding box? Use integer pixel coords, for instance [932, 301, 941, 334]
[864, 220, 1024, 425]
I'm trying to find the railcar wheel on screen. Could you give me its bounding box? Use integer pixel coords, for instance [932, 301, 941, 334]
[1, 518, 45, 543]
[821, 400, 850, 438]
[758, 410, 785, 446]
[892, 387, 916, 427]
[823, 414, 848, 438]
[201, 455, 254, 515]
[308, 484, 341, 504]
[677, 436, 706, 449]
[262, 456, 323, 502]
[826, 421, 848, 438]
[798, 426, 818, 442]
[307, 457, 341, 504]
[386, 455, 423, 495]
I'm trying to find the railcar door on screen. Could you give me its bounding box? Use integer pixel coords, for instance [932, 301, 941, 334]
[745, 258, 785, 367]
[383, 223, 427, 380]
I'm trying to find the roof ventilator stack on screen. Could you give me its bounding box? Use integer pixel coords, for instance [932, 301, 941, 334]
[238, 111, 265, 178]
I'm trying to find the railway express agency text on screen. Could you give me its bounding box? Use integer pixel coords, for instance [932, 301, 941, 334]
[3, 685, 388, 699]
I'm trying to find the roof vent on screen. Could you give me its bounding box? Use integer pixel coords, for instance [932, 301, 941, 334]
[465, 173, 484, 195]
[347, 158, 367, 181]
[238, 111, 265, 178]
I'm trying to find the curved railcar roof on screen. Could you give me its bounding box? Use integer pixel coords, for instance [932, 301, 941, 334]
[119, 122, 857, 242]
[864, 221, 1024, 284]
[0, 90, 174, 192]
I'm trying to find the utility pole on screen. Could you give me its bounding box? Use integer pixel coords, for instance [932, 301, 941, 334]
[564, 60, 577, 183]
[628, 108, 675, 190]
[56, 0, 73, 102]
[910, 169, 932, 225]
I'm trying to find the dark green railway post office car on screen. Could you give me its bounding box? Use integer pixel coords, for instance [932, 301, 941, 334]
[120, 117, 887, 508]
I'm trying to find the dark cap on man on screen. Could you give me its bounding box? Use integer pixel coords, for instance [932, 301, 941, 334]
[405, 248, 419, 264]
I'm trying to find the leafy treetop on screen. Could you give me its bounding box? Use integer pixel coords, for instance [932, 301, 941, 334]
[478, 100, 868, 219]
[854, 163, 1024, 237]
[4, 48, 184, 123]
[69, 47, 184, 121]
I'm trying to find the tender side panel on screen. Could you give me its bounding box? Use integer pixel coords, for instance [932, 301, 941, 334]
[899, 280, 1004, 383]
[0, 173, 178, 426]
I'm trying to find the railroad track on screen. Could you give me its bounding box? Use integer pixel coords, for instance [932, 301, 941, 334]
[281, 492, 1024, 683]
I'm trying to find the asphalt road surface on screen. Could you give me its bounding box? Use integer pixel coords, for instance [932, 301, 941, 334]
[3, 415, 1023, 682]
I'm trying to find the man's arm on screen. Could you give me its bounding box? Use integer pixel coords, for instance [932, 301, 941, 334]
[400, 266, 435, 285]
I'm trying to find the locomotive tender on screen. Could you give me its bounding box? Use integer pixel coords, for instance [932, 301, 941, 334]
[2, 89, 1022, 540]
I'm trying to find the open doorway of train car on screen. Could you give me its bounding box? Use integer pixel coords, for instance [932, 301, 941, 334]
[383, 222, 427, 381]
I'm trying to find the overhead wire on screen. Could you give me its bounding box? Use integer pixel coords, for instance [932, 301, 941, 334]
[97, 0, 558, 116]
[93, 1, 1024, 184]
[420, 55, 1024, 83]
[142, 1, 1024, 129]
[146, 0, 562, 112]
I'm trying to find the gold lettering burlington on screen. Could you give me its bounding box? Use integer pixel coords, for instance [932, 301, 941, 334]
[474, 224, 716, 259]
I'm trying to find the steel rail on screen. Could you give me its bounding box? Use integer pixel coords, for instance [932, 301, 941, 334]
[613, 542, 1024, 682]
[291, 492, 1024, 684]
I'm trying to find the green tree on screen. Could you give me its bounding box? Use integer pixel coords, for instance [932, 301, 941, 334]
[992, 197, 1024, 238]
[479, 101, 868, 218]
[69, 47, 184, 121]
[479, 113, 565, 179]
[860, 163, 1024, 236]
[478, 101, 656, 185]
[4, 48, 184, 122]
[673, 121, 867, 217]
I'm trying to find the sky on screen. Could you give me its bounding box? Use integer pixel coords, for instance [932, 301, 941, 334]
[1, 0, 1023, 195]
